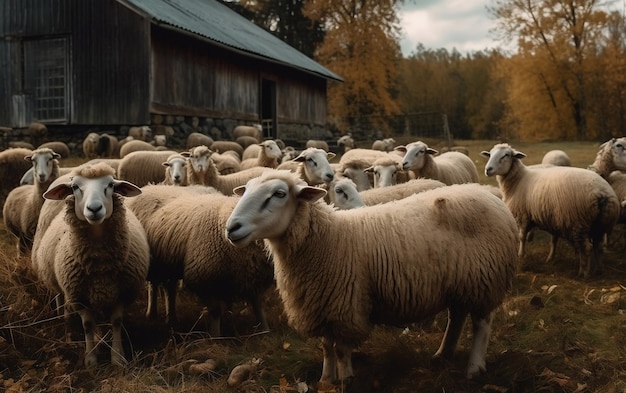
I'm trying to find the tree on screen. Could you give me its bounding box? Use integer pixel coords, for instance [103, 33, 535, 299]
[303, 0, 402, 136]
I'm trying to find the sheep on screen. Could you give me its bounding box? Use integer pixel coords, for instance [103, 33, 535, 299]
[305, 139, 330, 152]
[541, 149, 571, 166]
[396, 141, 479, 185]
[439, 145, 470, 156]
[128, 125, 152, 142]
[337, 134, 356, 152]
[28, 122, 48, 142]
[31, 162, 149, 367]
[363, 155, 413, 188]
[9, 141, 35, 149]
[209, 140, 244, 158]
[38, 141, 71, 158]
[232, 124, 263, 142]
[337, 149, 403, 191]
[276, 147, 335, 186]
[327, 177, 446, 210]
[371, 138, 396, 152]
[3, 148, 61, 255]
[85, 158, 122, 175]
[482, 143, 621, 279]
[119, 139, 156, 158]
[236, 135, 260, 149]
[182, 145, 265, 194]
[280, 146, 298, 163]
[127, 188, 274, 334]
[212, 151, 242, 175]
[117, 150, 177, 188]
[587, 137, 626, 177]
[96, 133, 119, 158]
[82, 132, 100, 159]
[116, 136, 134, 156]
[242, 144, 261, 160]
[186, 132, 214, 150]
[162, 153, 188, 186]
[240, 140, 282, 170]
[151, 134, 167, 148]
[225, 169, 519, 382]
[0, 147, 35, 213]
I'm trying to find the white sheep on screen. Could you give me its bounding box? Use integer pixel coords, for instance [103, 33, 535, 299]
[119, 139, 157, 158]
[337, 134, 356, 152]
[305, 139, 330, 152]
[82, 132, 100, 159]
[482, 143, 621, 278]
[225, 169, 518, 382]
[162, 153, 188, 186]
[212, 151, 242, 175]
[240, 140, 282, 170]
[3, 148, 61, 255]
[236, 135, 260, 149]
[150, 134, 167, 148]
[186, 132, 214, 150]
[588, 137, 626, 176]
[541, 149, 571, 166]
[371, 138, 396, 152]
[337, 148, 404, 191]
[127, 188, 274, 335]
[128, 125, 152, 142]
[38, 141, 71, 158]
[276, 147, 335, 185]
[363, 155, 413, 188]
[31, 162, 149, 367]
[117, 150, 177, 187]
[182, 145, 265, 194]
[0, 147, 35, 213]
[232, 124, 262, 142]
[209, 140, 244, 158]
[396, 141, 479, 185]
[96, 133, 119, 158]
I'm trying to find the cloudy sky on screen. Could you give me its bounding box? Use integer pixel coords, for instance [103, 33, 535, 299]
[397, 0, 503, 56]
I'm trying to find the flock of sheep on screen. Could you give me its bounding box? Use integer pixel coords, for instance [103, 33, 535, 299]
[1, 125, 625, 385]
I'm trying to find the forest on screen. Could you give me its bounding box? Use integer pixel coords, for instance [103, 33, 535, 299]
[222, 0, 626, 142]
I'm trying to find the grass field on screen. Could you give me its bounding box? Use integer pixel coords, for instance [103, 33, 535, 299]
[0, 139, 625, 393]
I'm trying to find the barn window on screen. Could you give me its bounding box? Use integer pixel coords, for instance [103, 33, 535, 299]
[23, 37, 69, 122]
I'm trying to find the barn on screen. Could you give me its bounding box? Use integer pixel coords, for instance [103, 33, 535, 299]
[0, 0, 342, 148]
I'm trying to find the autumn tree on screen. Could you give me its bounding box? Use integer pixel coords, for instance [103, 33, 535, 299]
[303, 0, 402, 136]
[489, 0, 618, 141]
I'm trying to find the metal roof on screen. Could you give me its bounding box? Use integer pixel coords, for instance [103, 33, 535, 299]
[119, 0, 343, 81]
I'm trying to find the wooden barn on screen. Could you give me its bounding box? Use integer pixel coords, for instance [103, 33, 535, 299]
[0, 0, 342, 146]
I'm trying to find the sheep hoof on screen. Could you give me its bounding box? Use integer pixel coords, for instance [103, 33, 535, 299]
[466, 362, 486, 379]
[84, 354, 98, 369]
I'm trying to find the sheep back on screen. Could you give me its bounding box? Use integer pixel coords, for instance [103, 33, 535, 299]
[117, 150, 176, 187]
[119, 140, 156, 158]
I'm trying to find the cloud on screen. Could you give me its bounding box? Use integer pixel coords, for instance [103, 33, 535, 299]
[398, 0, 499, 56]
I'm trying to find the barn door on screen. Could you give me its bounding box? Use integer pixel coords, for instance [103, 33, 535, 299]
[260, 78, 276, 139]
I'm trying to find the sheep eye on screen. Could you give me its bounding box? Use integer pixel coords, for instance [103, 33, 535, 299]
[273, 190, 286, 198]
[307, 158, 317, 167]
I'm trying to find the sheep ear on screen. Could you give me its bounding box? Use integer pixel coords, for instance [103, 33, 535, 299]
[180, 151, 191, 158]
[480, 151, 491, 158]
[53, 152, 61, 159]
[513, 151, 527, 159]
[43, 183, 73, 200]
[162, 162, 171, 167]
[24, 154, 34, 161]
[394, 146, 407, 153]
[292, 152, 306, 162]
[326, 152, 336, 159]
[232, 185, 246, 196]
[113, 180, 142, 197]
[426, 148, 438, 155]
[364, 166, 374, 173]
[295, 184, 327, 203]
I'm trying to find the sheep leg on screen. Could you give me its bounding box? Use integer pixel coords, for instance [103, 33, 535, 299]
[249, 295, 269, 332]
[77, 308, 98, 368]
[517, 226, 529, 258]
[335, 340, 354, 382]
[545, 235, 559, 263]
[110, 304, 126, 366]
[577, 241, 593, 279]
[145, 281, 157, 320]
[319, 336, 338, 383]
[466, 312, 494, 379]
[164, 280, 178, 325]
[434, 306, 467, 359]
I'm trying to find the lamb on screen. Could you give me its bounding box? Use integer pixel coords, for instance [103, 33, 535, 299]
[209, 140, 244, 158]
[0, 147, 34, 213]
[186, 132, 214, 150]
[240, 140, 282, 170]
[225, 169, 519, 382]
[38, 141, 71, 158]
[277, 147, 335, 185]
[541, 149, 571, 166]
[371, 138, 396, 152]
[128, 125, 152, 142]
[232, 124, 263, 142]
[162, 153, 188, 186]
[31, 162, 149, 367]
[117, 150, 177, 187]
[305, 139, 330, 152]
[3, 148, 61, 255]
[119, 139, 156, 158]
[127, 188, 274, 334]
[482, 143, 620, 279]
[396, 141, 479, 185]
[182, 145, 265, 194]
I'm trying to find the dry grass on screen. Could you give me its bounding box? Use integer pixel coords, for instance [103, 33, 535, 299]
[1, 140, 625, 393]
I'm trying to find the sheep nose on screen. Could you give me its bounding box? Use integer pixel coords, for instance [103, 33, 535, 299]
[174, 175, 180, 181]
[86, 202, 103, 214]
[325, 173, 334, 182]
[402, 162, 409, 170]
[485, 167, 493, 176]
[226, 222, 241, 238]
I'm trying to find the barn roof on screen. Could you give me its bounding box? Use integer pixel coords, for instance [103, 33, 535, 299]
[119, 0, 343, 82]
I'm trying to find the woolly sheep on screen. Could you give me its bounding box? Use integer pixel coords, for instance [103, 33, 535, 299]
[541, 149, 571, 166]
[232, 124, 262, 142]
[3, 148, 61, 255]
[182, 145, 265, 194]
[31, 162, 149, 367]
[116, 136, 134, 156]
[82, 132, 100, 159]
[117, 150, 177, 187]
[242, 144, 261, 160]
[151, 134, 167, 147]
[0, 147, 34, 212]
[209, 140, 244, 158]
[588, 137, 626, 177]
[337, 149, 402, 191]
[236, 135, 260, 149]
[439, 145, 470, 156]
[85, 158, 121, 175]
[119, 139, 157, 158]
[482, 143, 620, 278]
[9, 141, 35, 150]
[371, 138, 395, 152]
[305, 139, 330, 152]
[364, 155, 413, 188]
[162, 153, 188, 186]
[38, 141, 71, 158]
[212, 151, 242, 175]
[186, 132, 214, 150]
[128, 125, 152, 142]
[96, 133, 119, 158]
[225, 170, 518, 382]
[337, 134, 356, 152]
[276, 147, 335, 186]
[240, 140, 282, 170]
[396, 141, 479, 185]
[280, 146, 298, 163]
[127, 188, 274, 334]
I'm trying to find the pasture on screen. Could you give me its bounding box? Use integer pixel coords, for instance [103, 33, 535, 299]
[0, 139, 625, 392]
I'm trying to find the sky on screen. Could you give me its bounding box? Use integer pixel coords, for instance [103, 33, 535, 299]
[397, 0, 503, 57]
